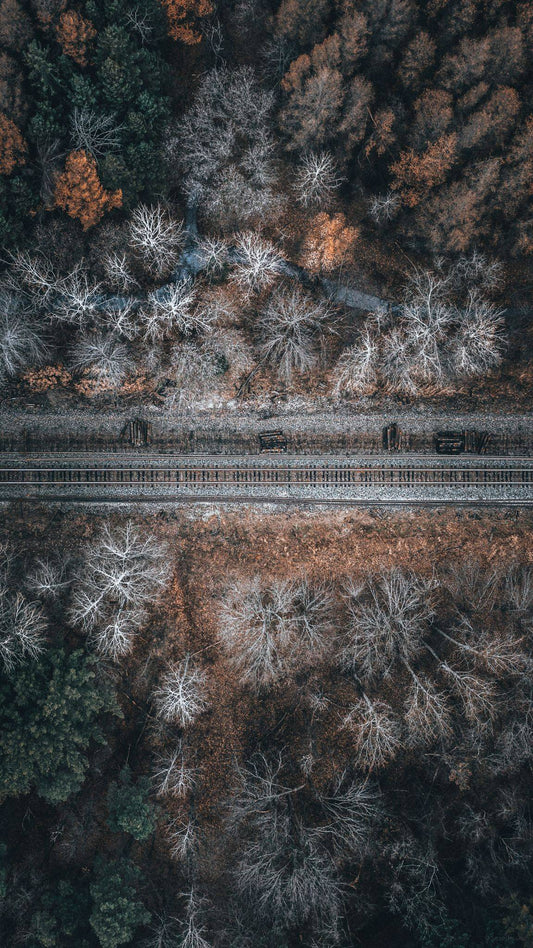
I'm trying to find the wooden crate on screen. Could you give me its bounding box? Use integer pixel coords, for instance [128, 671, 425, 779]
[258, 429, 288, 453]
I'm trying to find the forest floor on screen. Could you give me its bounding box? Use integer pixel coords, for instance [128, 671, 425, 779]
[3, 503, 532, 821]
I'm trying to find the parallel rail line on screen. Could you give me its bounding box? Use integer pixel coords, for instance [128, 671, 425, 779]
[1, 454, 533, 503]
[1, 466, 532, 487]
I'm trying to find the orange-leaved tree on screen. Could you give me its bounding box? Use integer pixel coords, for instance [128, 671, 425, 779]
[390, 133, 457, 208]
[300, 212, 359, 273]
[161, 0, 213, 44]
[0, 112, 27, 174]
[55, 9, 96, 67]
[54, 150, 122, 229]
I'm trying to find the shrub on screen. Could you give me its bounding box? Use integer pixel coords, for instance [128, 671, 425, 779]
[107, 765, 157, 841]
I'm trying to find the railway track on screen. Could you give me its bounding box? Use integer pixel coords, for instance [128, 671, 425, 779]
[1, 454, 533, 504]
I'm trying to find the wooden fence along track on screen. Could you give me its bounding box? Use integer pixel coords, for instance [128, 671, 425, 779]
[1, 454, 533, 504]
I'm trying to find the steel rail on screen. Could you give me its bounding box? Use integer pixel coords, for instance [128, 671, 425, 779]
[1, 454, 533, 503]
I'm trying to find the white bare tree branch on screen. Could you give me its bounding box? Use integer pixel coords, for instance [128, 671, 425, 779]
[70, 107, 123, 157]
[70, 331, 134, 387]
[339, 570, 435, 684]
[0, 291, 48, 380]
[68, 522, 169, 657]
[230, 232, 283, 293]
[154, 656, 209, 726]
[332, 328, 379, 396]
[152, 745, 196, 798]
[178, 890, 212, 948]
[218, 578, 334, 690]
[129, 205, 184, 277]
[103, 251, 139, 294]
[166, 816, 198, 862]
[141, 282, 212, 343]
[368, 191, 400, 225]
[258, 286, 332, 382]
[294, 152, 342, 207]
[343, 695, 401, 770]
[1, 550, 47, 673]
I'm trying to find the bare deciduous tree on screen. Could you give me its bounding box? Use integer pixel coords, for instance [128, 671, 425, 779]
[178, 890, 212, 948]
[437, 621, 529, 679]
[7, 251, 58, 309]
[125, 5, 155, 44]
[447, 250, 504, 294]
[27, 557, 70, 600]
[331, 264, 506, 398]
[442, 561, 499, 618]
[140, 282, 203, 343]
[166, 343, 222, 409]
[438, 658, 499, 726]
[96, 297, 140, 342]
[154, 656, 209, 726]
[129, 205, 184, 277]
[1, 593, 47, 673]
[166, 815, 198, 861]
[51, 266, 102, 327]
[1, 548, 47, 673]
[294, 152, 342, 207]
[339, 570, 435, 684]
[204, 163, 280, 233]
[236, 825, 341, 929]
[68, 522, 169, 657]
[89, 605, 146, 660]
[168, 67, 279, 230]
[368, 191, 400, 225]
[387, 836, 441, 929]
[70, 331, 134, 387]
[195, 237, 229, 276]
[449, 292, 505, 379]
[504, 566, 533, 617]
[404, 671, 452, 746]
[219, 577, 334, 690]
[70, 107, 123, 157]
[0, 291, 48, 381]
[102, 250, 139, 293]
[331, 328, 379, 396]
[230, 232, 283, 293]
[343, 695, 401, 770]
[228, 755, 377, 933]
[143, 912, 181, 948]
[316, 773, 382, 854]
[258, 286, 332, 382]
[153, 745, 196, 798]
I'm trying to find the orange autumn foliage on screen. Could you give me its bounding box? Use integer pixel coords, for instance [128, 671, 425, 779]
[55, 9, 96, 66]
[161, 0, 213, 44]
[0, 111, 27, 174]
[22, 364, 72, 392]
[390, 133, 457, 207]
[300, 212, 359, 273]
[54, 150, 122, 230]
